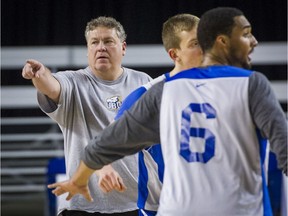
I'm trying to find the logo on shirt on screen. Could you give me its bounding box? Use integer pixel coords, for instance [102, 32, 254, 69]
[106, 96, 122, 111]
[195, 82, 206, 88]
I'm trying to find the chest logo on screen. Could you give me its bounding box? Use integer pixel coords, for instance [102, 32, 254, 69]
[106, 96, 122, 111]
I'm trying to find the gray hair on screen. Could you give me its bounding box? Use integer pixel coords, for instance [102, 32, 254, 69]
[85, 16, 127, 42]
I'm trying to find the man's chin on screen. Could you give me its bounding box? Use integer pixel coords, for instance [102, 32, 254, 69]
[95, 64, 110, 71]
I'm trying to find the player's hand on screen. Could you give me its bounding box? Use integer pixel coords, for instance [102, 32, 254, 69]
[47, 180, 93, 202]
[22, 59, 46, 79]
[96, 165, 127, 193]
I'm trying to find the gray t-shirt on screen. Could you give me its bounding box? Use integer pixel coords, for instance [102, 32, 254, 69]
[38, 66, 151, 214]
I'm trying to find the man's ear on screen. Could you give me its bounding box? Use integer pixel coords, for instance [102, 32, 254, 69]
[122, 42, 127, 56]
[168, 48, 178, 62]
[216, 35, 229, 46]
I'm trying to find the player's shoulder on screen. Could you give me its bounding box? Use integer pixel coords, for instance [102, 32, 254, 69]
[166, 66, 253, 82]
[248, 71, 271, 91]
[143, 74, 167, 90]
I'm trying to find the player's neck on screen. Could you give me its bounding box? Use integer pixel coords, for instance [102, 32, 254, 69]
[169, 68, 179, 77]
[170, 64, 190, 77]
[201, 52, 228, 67]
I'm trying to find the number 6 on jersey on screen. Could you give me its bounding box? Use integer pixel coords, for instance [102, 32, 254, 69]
[180, 103, 216, 163]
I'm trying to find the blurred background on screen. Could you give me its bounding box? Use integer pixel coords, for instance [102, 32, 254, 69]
[1, 0, 287, 215]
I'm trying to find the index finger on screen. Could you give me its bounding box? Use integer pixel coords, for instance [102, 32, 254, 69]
[47, 182, 60, 189]
[26, 59, 42, 70]
[26, 59, 39, 65]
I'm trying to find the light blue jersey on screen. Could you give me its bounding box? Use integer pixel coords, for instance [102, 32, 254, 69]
[115, 74, 169, 215]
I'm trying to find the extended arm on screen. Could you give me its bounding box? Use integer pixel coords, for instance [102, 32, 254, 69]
[22, 59, 61, 103]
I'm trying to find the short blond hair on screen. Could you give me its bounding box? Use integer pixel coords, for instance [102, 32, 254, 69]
[162, 14, 200, 52]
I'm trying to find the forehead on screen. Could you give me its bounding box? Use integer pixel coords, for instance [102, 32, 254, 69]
[178, 28, 197, 42]
[233, 15, 251, 31]
[87, 27, 118, 39]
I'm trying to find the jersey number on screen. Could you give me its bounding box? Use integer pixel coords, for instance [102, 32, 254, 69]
[180, 103, 216, 163]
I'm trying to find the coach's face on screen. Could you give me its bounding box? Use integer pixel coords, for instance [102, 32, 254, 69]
[87, 27, 126, 78]
[226, 15, 258, 69]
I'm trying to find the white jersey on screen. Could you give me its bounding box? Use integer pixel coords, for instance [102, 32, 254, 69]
[158, 66, 269, 216]
[116, 74, 167, 212]
[83, 65, 286, 216]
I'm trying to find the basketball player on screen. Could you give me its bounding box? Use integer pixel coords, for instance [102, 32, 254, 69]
[114, 14, 202, 216]
[48, 7, 287, 216]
